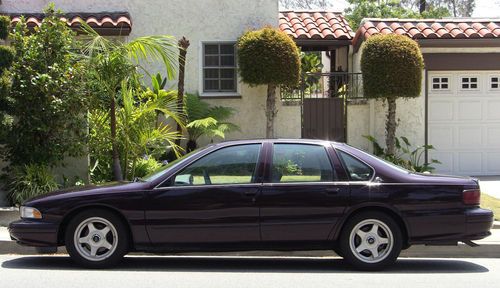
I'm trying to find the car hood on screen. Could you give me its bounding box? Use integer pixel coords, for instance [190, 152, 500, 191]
[24, 181, 147, 205]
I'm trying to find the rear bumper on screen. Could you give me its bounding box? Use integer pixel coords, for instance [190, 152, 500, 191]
[409, 207, 493, 245]
[464, 207, 494, 241]
[8, 220, 59, 247]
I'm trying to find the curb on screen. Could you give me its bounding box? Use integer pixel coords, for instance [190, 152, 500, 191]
[1, 241, 500, 258]
[0, 208, 18, 227]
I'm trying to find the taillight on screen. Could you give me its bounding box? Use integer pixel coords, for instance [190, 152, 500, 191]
[463, 189, 481, 205]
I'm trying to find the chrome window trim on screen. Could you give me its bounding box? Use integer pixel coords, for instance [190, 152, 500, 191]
[153, 182, 262, 191]
[154, 142, 264, 190]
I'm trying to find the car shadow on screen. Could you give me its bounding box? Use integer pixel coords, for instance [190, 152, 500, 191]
[1, 255, 489, 273]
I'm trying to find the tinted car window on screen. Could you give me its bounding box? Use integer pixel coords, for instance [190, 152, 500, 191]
[337, 150, 374, 181]
[173, 144, 261, 186]
[271, 144, 336, 183]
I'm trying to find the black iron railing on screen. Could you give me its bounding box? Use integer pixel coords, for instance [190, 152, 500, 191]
[281, 72, 363, 103]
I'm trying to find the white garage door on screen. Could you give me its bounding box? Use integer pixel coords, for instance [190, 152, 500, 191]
[428, 71, 500, 176]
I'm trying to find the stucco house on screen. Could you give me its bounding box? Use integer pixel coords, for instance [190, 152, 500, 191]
[1, 0, 500, 197]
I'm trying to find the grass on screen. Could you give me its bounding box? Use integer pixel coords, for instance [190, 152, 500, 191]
[481, 193, 500, 221]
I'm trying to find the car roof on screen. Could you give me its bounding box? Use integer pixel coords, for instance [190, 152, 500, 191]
[211, 138, 345, 147]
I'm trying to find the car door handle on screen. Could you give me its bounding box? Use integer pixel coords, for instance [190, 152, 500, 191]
[324, 187, 341, 195]
[243, 190, 258, 196]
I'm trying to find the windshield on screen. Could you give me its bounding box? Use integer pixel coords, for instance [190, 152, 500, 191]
[141, 149, 201, 182]
[339, 144, 411, 174]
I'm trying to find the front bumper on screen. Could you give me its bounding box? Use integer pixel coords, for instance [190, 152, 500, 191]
[464, 207, 494, 240]
[8, 220, 59, 247]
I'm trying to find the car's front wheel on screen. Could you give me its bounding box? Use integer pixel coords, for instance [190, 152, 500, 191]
[65, 209, 128, 268]
[339, 211, 402, 270]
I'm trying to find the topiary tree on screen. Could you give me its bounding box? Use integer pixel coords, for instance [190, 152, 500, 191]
[361, 34, 424, 155]
[237, 27, 300, 138]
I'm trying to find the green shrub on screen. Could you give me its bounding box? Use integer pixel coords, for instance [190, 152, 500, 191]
[0, 16, 10, 40]
[4, 7, 89, 167]
[0, 46, 14, 71]
[185, 93, 239, 152]
[7, 164, 59, 206]
[361, 34, 424, 99]
[132, 157, 163, 179]
[364, 135, 441, 173]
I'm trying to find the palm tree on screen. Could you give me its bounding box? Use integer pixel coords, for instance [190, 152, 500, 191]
[117, 82, 183, 179]
[80, 23, 179, 181]
[184, 94, 239, 152]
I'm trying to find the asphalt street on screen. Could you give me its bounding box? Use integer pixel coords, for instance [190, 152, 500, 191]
[0, 255, 498, 288]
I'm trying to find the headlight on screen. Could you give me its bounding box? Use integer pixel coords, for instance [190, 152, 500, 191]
[20, 206, 42, 219]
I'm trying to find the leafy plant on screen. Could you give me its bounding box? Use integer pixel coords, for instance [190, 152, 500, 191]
[364, 135, 441, 172]
[275, 159, 302, 176]
[89, 83, 183, 182]
[301, 52, 323, 87]
[131, 157, 164, 179]
[6, 164, 59, 206]
[80, 20, 179, 181]
[185, 94, 239, 152]
[118, 83, 183, 179]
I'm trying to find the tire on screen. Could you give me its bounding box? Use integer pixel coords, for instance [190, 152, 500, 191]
[65, 209, 129, 268]
[339, 211, 402, 271]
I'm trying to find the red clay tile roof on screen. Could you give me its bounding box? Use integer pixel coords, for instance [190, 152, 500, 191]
[279, 11, 354, 40]
[8, 12, 132, 36]
[353, 18, 500, 48]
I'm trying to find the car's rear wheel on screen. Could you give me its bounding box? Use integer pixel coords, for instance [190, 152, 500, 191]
[339, 211, 402, 270]
[65, 209, 128, 268]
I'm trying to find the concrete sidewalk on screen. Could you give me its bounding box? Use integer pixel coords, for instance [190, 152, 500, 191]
[1, 225, 500, 258]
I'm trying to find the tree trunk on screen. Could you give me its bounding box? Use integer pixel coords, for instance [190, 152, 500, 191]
[175, 37, 190, 149]
[419, 0, 426, 14]
[186, 139, 197, 153]
[110, 95, 123, 181]
[385, 98, 397, 156]
[266, 84, 277, 138]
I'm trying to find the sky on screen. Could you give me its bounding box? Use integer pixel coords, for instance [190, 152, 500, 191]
[320, 0, 500, 17]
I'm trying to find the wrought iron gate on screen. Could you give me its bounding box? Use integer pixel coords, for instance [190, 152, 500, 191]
[281, 72, 362, 142]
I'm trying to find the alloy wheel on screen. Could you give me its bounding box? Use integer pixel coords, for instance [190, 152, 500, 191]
[348, 219, 394, 264]
[73, 217, 118, 262]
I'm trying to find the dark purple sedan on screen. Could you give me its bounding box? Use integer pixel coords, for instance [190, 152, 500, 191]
[9, 139, 493, 270]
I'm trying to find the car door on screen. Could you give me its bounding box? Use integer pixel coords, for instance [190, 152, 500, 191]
[146, 143, 263, 244]
[259, 142, 350, 242]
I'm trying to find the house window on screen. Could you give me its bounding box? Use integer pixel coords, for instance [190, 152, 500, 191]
[202, 43, 237, 93]
[491, 77, 499, 90]
[461, 77, 478, 90]
[431, 77, 449, 90]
